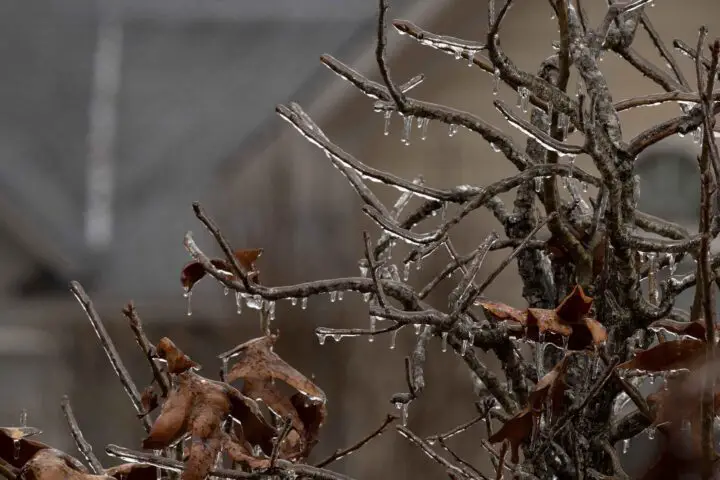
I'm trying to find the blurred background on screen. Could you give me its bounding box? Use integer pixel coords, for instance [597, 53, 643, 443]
[0, 0, 718, 478]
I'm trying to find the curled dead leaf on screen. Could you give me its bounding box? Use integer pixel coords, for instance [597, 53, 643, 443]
[555, 285, 593, 324]
[225, 335, 327, 461]
[18, 448, 106, 480]
[141, 368, 273, 480]
[156, 338, 200, 374]
[487, 408, 533, 463]
[616, 339, 706, 373]
[648, 319, 711, 340]
[0, 427, 48, 469]
[180, 249, 263, 292]
[105, 463, 157, 480]
[226, 335, 326, 405]
[529, 356, 570, 420]
[477, 301, 527, 324]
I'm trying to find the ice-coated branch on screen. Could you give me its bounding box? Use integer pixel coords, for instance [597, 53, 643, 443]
[122, 302, 170, 397]
[60, 396, 104, 474]
[69, 281, 152, 433]
[315, 415, 397, 468]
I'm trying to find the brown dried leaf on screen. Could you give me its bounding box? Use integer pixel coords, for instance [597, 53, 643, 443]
[139, 386, 159, 417]
[226, 335, 326, 405]
[555, 285, 593, 324]
[0, 427, 48, 469]
[156, 338, 200, 374]
[526, 309, 572, 337]
[648, 319, 710, 340]
[105, 463, 157, 480]
[142, 368, 272, 480]
[18, 448, 108, 480]
[487, 408, 533, 463]
[616, 339, 706, 373]
[529, 356, 569, 419]
[477, 301, 527, 324]
[180, 249, 263, 292]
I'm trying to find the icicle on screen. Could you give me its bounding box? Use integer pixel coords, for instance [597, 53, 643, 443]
[290, 297, 298, 306]
[402, 116, 413, 145]
[558, 113, 568, 140]
[582, 181, 588, 193]
[388, 265, 401, 282]
[562, 335, 569, 351]
[448, 124, 459, 137]
[468, 332, 475, 349]
[415, 257, 422, 270]
[221, 357, 229, 379]
[414, 324, 422, 335]
[154, 450, 163, 480]
[359, 262, 369, 277]
[461, 338, 469, 355]
[403, 262, 411, 281]
[235, 292, 243, 314]
[390, 328, 399, 350]
[568, 157, 575, 178]
[467, 50, 475, 67]
[301, 297, 308, 310]
[419, 118, 429, 140]
[536, 332, 546, 377]
[184, 290, 193, 316]
[441, 331, 448, 352]
[266, 301, 276, 322]
[20, 410, 27, 427]
[519, 87, 530, 113]
[363, 292, 372, 302]
[534, 176, 542, 193]
[622, 438, 630, 454]
[316, 332, 327, 345]
[332, 334, 342, 342]
[647, 426, 656, 440]
[384, 110, 392, 136]
[246, 294, 263, 310]
[13, 439, 20, 460]
[223, 286, 229, 296]
[330, 291, 337, 303]
[417, 116, 424, 128]
[493, 68, 501, 95]
[401, 403, 409, 426]
[337, 291, 344, 301]
[369, 316, 377, 342]
[667, 253, 677, 275]
[547, 101, 553, 122]
[693, 126, 702, 144]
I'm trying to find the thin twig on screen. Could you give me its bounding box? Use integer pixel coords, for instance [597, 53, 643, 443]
[60, 395, 104, 474]
[69, 281, 152, 432]
[122, 302, 170, 397]
[270, 416, 293, 468]
[315, 415, 397, 468]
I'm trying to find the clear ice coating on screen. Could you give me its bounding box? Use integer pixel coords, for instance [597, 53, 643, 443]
[384, 110, 392, 136]
[441, 331, 448, 352]
[419, 117, 430, 140]
[518, 86, 530, 113]
[493, 69, 501, 95]
[184, 290, 192, 316]
[390, 328, 399, 350]
[403, 262, 411, 281]
[246, 294, 263, 310]
[402, 116, 413, 145]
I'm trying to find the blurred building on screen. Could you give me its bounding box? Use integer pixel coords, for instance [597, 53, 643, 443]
[0, 0, 718, 478]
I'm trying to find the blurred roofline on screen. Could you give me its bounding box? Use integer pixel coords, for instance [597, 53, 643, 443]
[215, 0, 453, 182]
